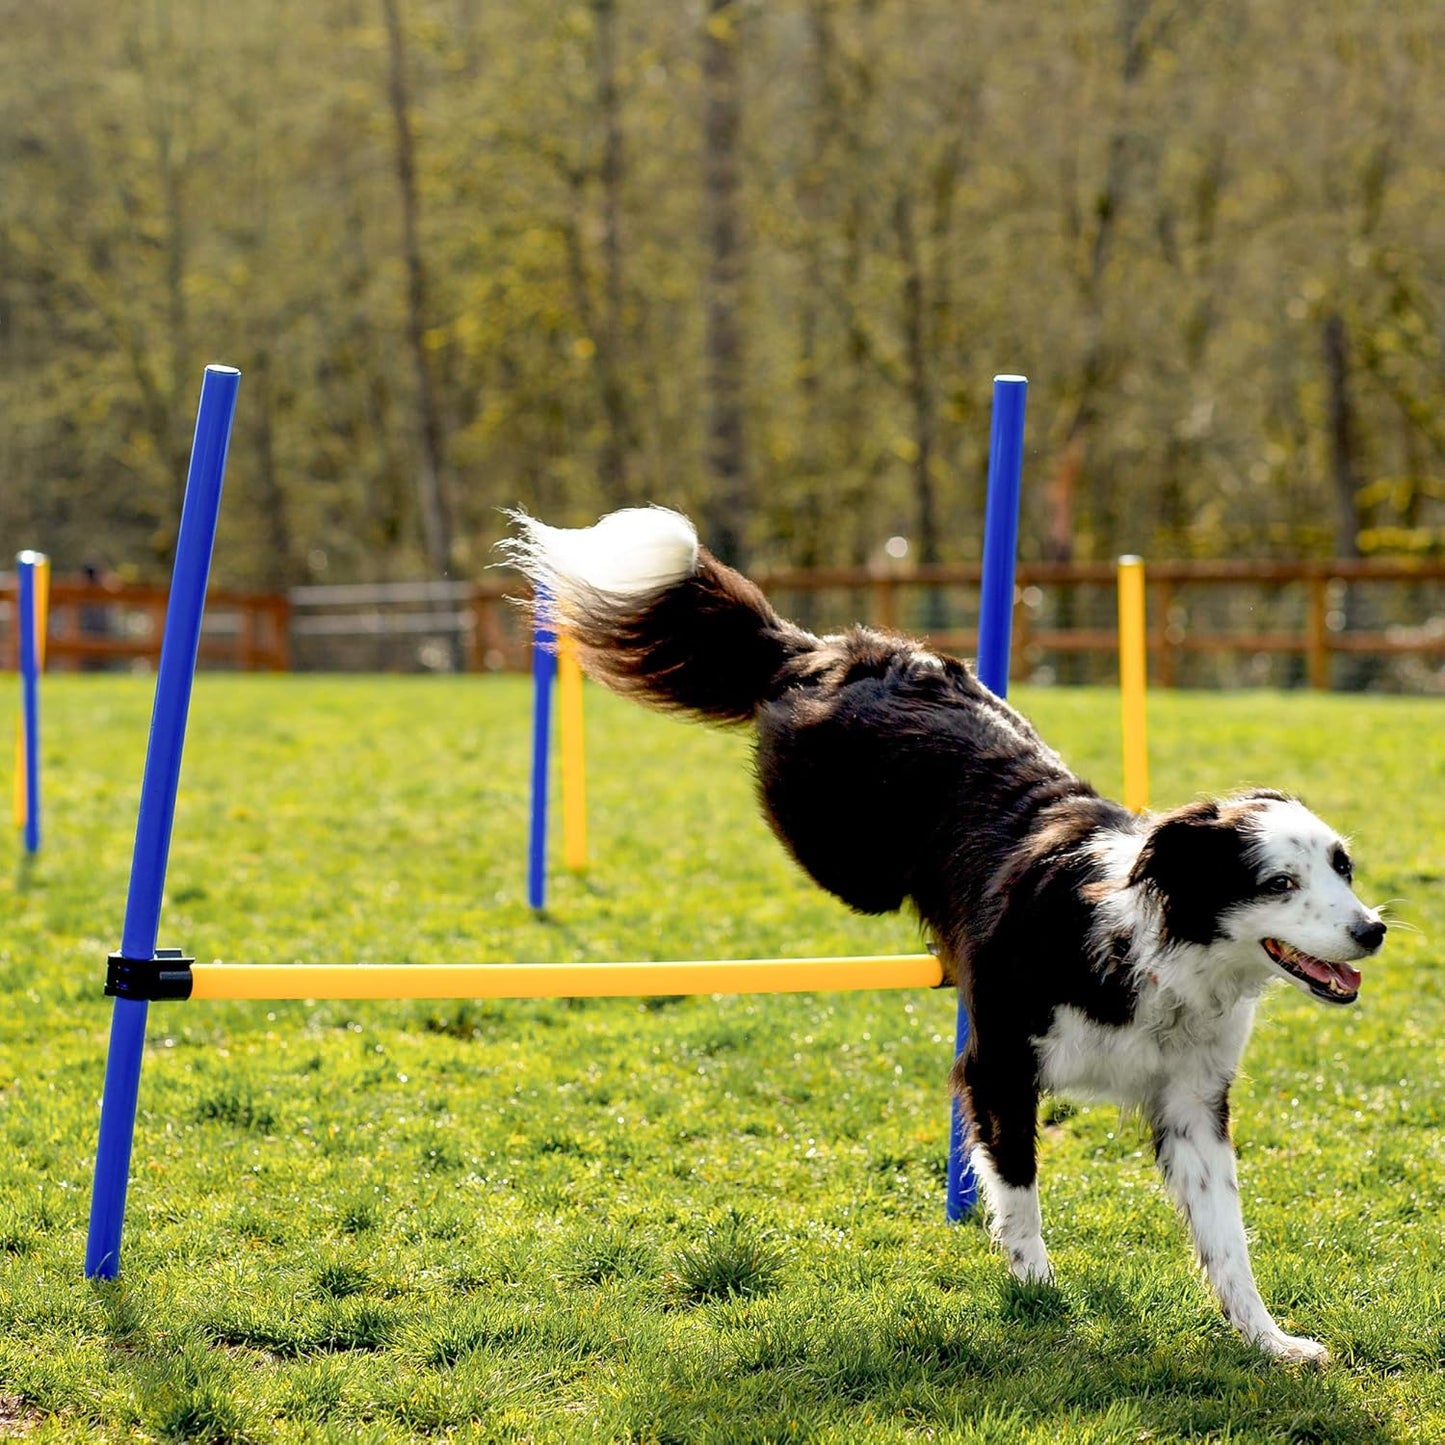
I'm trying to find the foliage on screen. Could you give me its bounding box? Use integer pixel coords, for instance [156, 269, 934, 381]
[0, 674, 1441, 1439]
[2, 3, 1445, 586]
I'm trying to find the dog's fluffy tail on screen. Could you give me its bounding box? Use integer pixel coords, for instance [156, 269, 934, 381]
[501, 507, 813, 724]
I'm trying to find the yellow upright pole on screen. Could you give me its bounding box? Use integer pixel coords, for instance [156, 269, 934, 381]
[13, 553, 49, 829]
[36, 556, 50, 670]
[1117, 555, 1149, 813]
[558, 633, 588, 871]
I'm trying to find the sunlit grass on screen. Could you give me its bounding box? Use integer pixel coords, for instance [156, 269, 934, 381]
[0, 675, 1440, 1441]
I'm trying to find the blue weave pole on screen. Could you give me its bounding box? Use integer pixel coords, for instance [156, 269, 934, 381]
[946, 374, 1027, 1223]
[527, 601, 557, 912]
[85, 365, 240, 1280]
[17, 554, 41, 855]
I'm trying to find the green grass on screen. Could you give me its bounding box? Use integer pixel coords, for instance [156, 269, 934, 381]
[1, 675, 1442, 1442]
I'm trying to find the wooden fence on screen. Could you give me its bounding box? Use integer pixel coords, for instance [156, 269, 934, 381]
[754, 557, 1445, 691]
[1, 578, 288, 671]
[5, 559, 1443, 687]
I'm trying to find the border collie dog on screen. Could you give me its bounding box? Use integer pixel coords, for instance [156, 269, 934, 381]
[503, 506, 1386, 1363]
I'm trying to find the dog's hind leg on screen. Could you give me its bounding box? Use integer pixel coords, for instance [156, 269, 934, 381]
[955, 1048, 1052, 1284]
[1149, 1083, 1328, 1364]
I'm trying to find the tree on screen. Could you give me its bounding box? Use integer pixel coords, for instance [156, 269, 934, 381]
[0, 0, 1442, 615]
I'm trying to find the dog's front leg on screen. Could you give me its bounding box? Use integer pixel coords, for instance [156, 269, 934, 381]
[1149, 1088, 1327, 1364]
[969, 1146, 1051, 1285]
[956, 1048, 1051, 1284]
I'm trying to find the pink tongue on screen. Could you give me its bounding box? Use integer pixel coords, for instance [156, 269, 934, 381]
[1298, 954, 1362, 991]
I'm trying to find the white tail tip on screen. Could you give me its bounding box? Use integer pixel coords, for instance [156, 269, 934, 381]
[502, 506, 699, 600]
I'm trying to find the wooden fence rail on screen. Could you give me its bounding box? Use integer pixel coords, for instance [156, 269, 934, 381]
[5, 559, 1443, 687]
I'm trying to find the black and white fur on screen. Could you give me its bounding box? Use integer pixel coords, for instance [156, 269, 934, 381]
[502, 506, 1387, 1363]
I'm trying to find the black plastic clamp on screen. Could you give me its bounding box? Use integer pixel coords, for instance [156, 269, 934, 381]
[105, 948, 195, 1001]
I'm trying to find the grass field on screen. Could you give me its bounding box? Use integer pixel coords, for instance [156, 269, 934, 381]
[1, 674, 1442, 1443]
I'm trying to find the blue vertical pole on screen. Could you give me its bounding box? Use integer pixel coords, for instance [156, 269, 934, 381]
[527, 602, 556, 912]
[17, 555, 41, 855]
[85, 365, 240, 1280]
[946, 374, 1027, 1222]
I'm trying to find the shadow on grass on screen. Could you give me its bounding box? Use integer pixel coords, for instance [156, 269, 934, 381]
[996, 1275, 1071, 1325]
[680, 1282, 1394, 1442]
[89, 1281, 254, 1442]
[81, 1258, 1393, 1441]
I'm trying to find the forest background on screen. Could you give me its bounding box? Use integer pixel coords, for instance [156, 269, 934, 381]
[2, 0, 1443, 591]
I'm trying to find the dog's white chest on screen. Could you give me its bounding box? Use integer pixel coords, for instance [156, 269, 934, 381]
[1034, 1008, 1162, 1103]
[1033, 995, 1254, 1108]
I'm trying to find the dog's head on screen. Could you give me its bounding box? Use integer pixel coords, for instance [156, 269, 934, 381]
[1129, 790, 1385, 1005]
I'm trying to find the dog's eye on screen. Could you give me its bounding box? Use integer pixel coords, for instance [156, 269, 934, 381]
[1262, 874, 1298, 895]
[1331, 850, 1353, 881]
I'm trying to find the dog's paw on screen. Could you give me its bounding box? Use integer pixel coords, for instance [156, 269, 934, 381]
[1254, 1329, 1330, 1366]
[1005, 1239, 1053, 1286]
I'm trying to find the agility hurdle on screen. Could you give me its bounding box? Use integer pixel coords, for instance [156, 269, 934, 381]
[528, 543, 1153, 918]
[84, 365, 1028, 1278]
[12, 551, 49, 855]
[529, 523, 1150, 917]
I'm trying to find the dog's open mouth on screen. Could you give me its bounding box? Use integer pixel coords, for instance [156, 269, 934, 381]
[1262, 939, 1361, 1004]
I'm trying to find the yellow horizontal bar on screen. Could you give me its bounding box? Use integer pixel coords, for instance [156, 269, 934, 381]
[187, 955, 943, 1001]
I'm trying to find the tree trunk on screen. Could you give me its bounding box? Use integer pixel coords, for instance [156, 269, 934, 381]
[1054, 0, 1156, 562]
[146, 0, 193, 565]
[382, 0, 455, 590]
[593, 0, 632, 506]
[159, 120, 190, 550]
[893, 191, 940, 571]
[1322, 309, 1373, 689]
[1322, 311, 1362, 562]
[1050, 0, 1155, 680]
[250, 346, 292, 589]
[700, 0, 747, 565]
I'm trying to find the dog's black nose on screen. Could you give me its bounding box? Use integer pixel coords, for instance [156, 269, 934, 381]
[1350, 918, 1387, 951]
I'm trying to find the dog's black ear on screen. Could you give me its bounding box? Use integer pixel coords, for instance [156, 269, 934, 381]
[1129, 800, 1255, 946]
